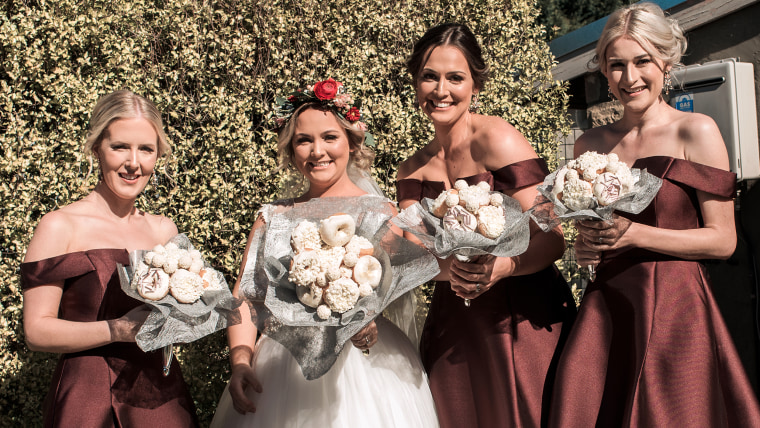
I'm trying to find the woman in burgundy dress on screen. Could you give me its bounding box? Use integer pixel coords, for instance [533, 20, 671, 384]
[397, 23, 577, 428]
[21, 90, 198, 427]
[548, 4, 760, 427]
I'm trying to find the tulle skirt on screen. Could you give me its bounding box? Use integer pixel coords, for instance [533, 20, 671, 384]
[211, 317, 439, 427]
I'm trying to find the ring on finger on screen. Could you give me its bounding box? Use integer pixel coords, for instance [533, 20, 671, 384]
[598, 236, 603, 243]
[365, 336, 370, 345]
[476, 283, 481, 293]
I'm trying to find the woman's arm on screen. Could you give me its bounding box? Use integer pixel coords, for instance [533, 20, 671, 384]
[227, 216, 264, 414]
[577, 114, 736, 260]
[23, 211, 149, 353]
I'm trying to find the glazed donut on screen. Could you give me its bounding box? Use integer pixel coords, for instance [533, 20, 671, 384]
[288, 250, 321, 287]
[353, 255, 382, 288]
[319, 214, 356, 247]
[136, 267, 170, 300]
[324, 277, 360, 313]
[477, 205, 507, 239]
[296, 283, 324, 308]
[443, 205, 478, 232]
[169, 269, 205, 303]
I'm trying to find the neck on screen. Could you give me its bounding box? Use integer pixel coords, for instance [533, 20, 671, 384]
[89, 183, 138, 219]
[301, 174, 365, 201]
[432, 112, 474, 154]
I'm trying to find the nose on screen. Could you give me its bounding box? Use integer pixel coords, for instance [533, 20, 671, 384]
[311, 139, 325, 157]
[125, 148, 139, 169]
[434, 78, 449, 97]
[622, 63, 639, 84]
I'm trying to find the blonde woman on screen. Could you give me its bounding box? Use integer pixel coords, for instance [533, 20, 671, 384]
[21, 90, 198, 426]
[549, 4, 760, 426]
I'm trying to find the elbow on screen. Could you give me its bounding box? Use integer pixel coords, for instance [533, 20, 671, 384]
[24, 327, 46, 352]
[714, 240, 736, 260]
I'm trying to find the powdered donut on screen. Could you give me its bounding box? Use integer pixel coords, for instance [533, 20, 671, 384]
[562, 175, 594, 211]
[319, 214, 356, 247]
[316, 304, 332, 320]
[592, 172, 624, 206]
[291, 220, 321, 252]
[288, 250, 321, 287]
[169, 269, 204, 303]
[443, 205, 478, 232]
[457, 185, 490, 213]
[477, 205, 507, 239]
[324, 277, 360, 313]
[358, 282, 373, 298]
[353, 255, 382, 288]
[296, 283, 324, 308]
[136, 268, 170, 300]
[454, 179, 469, 191]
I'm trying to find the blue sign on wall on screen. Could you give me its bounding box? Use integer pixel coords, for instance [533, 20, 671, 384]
[674, 93, 694, 112]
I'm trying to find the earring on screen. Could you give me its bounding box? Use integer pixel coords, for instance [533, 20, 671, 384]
[152, 172, 159, 187]
[608, 87, 616, 100]
[469, 94, 481, 112]
[663, 71, 673, 95]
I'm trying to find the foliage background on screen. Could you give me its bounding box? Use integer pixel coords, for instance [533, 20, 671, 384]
[0, 0, 570, 425]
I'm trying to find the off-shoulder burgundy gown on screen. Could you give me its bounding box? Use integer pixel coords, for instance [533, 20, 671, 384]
[21, 249, 198, 427]
[397, 158, 577, 428]
[549, 156, 760, 427]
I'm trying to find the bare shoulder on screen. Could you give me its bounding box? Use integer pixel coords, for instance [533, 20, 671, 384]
[397, 143, 436, 181]
[678, 112, 729, 169]
[573, 124, 615, 156]
[472, 115, 536, 168]
[24, 206, 79, 262]
[145, 212, 179, 243]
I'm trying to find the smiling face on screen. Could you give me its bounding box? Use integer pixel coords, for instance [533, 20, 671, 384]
[95, 117, 158, 202]
[603, 36, 669, 111]
[416, 45, 478, 127]
[291, 108, 354, 194]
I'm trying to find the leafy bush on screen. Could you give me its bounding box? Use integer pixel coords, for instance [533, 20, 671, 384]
[0, 0, 568, 424]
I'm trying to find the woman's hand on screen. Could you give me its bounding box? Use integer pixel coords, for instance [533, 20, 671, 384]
[351, 320, 378, 351]
[228, 357, 262, 415]
[576, 215, 633, 252]
[573, 233, 602, 268]
[449, 254, 515, 300]
[106, 305, 151, 342]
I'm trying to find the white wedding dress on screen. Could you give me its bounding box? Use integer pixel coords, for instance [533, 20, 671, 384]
[211, 316, 439, 427]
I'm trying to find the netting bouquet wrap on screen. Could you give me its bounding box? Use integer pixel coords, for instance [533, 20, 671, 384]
[533, 151, 663, 230]
[392, 184, 531, 261]
[117, 234, 241, 352]
[240, 195, 440, 380]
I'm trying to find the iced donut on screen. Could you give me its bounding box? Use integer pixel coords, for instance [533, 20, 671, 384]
[136, 268, 170, 300]
[319, 214, 356, 247]
[291, 220, 322, 252]
[358, 282, 373, 298]
[316, 246, 346, 273]
[489, 192, 503, 207]
[477, 205, 507, 239]
[345, 235, 374, 256]
[552, 165, 569, 199]
[169, 269, 204, 303]
[454, 179, 469, 191]
[297, 283, 324, 308]
[562, 174, 594, 211]
[457, 185, 490, 213]
[343, 251, 359, 268]
[569, 151, 609, 181]
[353, 255, 382, 288]
[324, 277, 360, 313]
[288, 250, 321, 287]
[443, 205, 478, 232]
[592, 172, 624, 206]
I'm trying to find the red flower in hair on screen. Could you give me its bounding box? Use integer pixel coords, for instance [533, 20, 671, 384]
[313, 78, 341, 101]
[345, 107, 361, 122]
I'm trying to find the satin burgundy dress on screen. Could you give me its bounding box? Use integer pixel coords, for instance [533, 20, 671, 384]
[549, 156, 760, 427]
[20, 249, 198, 428]
[397, 158, 577, 428]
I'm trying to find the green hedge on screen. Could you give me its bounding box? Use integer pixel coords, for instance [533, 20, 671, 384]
[0, 0, 569, 424]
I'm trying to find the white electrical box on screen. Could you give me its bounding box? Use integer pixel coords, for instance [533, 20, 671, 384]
[669, 59, 759, 181]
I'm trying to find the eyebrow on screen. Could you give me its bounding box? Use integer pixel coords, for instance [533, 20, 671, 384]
[421, 67, 467, 75]
[608, 53, 651, 62]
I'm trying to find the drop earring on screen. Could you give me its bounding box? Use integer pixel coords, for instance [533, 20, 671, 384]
[608, 87, 616, 100]
[663, 71, 672, 95]
[469, 94, 481, 112]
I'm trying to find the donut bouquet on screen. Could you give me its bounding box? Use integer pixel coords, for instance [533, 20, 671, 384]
[534, 151, 662, 228]
[117, 234, 240, 353]
[239, 195, 439, 379]
[394, 180, 531, 261]
[288, 214, 384, 320]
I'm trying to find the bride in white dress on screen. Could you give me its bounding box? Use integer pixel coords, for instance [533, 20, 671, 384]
[211, 80, 439, 428]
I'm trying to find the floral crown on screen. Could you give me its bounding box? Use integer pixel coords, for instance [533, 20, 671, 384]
[274, 78, 374, 146]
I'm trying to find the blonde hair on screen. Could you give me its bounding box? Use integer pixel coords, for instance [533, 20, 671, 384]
[85, 90, 170, 158]
[593, 2, 687, 72]
[276, 103, 374, 172]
